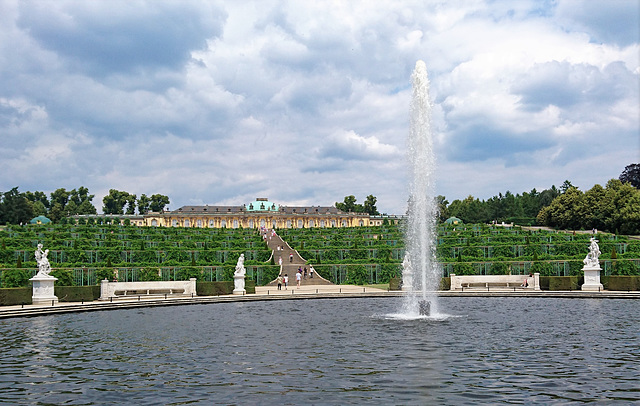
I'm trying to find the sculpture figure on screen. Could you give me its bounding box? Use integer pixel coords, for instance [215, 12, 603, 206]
[233, 254, 246, 293]
[34, 243, 52, 277]
[235, 254, 246, 277]
[401, 251, 413, 291]
[583, 237, 601, 268]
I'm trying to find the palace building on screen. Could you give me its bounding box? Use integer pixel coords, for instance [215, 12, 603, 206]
[75, 198, 402, 229]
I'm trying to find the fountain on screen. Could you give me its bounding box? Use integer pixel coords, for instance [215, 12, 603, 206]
[402, 60, 440, 317]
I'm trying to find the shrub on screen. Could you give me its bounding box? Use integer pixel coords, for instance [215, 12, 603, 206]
[604, 276, 639, 291]
[1, 269, 32, 288]
[50, 269, 74, 286]
[95, 268, 115, 282]
[611, 260, 639, 276]
[346, 265, 369, 285]
[55, 286, 100, 302]
[548, 276, 581, 290]
[0, 287, 32, 305]
[488, 262, 509, 275]
[139, 268, 161, 281]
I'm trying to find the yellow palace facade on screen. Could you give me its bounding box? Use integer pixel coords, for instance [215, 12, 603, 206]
[81, 198, 402, 229]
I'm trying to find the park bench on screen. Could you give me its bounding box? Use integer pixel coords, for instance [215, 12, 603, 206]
[450, 273, 540, 291]
[100, 278, 197, 300]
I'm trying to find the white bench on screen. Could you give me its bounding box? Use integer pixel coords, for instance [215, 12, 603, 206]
[100, 278, 197, 300]
[450, 273, 540, 291]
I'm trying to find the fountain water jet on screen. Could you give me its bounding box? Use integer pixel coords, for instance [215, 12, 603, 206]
[402, 60, 440, 317]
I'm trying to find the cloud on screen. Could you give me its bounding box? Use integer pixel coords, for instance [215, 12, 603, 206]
[318, 130, 400, 161]
[0, 0, 637, 214]
[17, 1, 226, 79]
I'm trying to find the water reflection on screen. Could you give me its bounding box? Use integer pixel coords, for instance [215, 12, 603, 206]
[0, 297, 638, 404]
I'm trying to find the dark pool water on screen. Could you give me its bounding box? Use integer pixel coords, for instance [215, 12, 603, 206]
[0, 297, 638, 405]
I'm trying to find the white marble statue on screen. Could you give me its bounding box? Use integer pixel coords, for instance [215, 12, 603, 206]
[402, 251, 413, 291]
[34, 243, 52, 277]
[583, 237, 601, 268]
[233, 254, 246, 293]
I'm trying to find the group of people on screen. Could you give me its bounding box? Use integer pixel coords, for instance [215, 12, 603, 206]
[275, 266, 316, 290]
[276, 274, 289, 290]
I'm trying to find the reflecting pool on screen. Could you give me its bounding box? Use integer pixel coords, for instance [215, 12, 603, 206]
[0, 297, 638, 404]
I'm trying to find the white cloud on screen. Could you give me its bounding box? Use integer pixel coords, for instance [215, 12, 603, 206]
[0, 0, 637, 213]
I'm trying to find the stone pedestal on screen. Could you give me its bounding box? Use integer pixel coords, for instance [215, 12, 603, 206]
[581, 266, 604, 291]
[30, 275, 58, 305]
[233, 274, 246, 295]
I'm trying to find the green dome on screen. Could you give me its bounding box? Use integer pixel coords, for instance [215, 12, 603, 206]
[30, 216, 52, 224]
[445, 216, 462, 225]
[246, 198, 279, 212]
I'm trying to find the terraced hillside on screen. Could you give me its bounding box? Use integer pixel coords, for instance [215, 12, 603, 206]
[0, 225, 278, 288]
[1, 222, 638, 289]
[281, 224, 640, 284]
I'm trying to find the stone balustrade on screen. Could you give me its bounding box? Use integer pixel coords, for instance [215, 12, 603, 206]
[100, 278, 197, 300]
[450, 273, 540, 291]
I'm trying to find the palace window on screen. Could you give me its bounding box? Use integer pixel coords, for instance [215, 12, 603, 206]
[184, 219, 190, 227]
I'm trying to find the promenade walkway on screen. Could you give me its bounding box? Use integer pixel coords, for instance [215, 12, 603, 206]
[261, 228, 332, 288]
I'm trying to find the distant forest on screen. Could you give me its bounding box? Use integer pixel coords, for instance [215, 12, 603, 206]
[1, 164, 639, 234]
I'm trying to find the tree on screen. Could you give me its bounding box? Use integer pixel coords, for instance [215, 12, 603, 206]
[149, 194, 170, 212]
[336, 195, 358, 212]
[102, 189, 135, 215]
[619, 163, 640, 189]
[50, 188, 70, 209]
[125, 194, 137, 215]
[0, 187, 34, 225]
[68, 187, 97, 214]
[363, 195, 379, 215]
[560, 180, 575, 194]
[137, 194, 151, 214]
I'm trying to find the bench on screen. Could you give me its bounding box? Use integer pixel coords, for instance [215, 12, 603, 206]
[450, 273, 540, 291]
[100, 278, 197, 300]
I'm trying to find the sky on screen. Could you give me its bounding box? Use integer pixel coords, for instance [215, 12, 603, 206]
[1, 0, 639, 215]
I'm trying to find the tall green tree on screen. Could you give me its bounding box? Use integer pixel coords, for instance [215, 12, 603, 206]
[619, 163, 640, 189]
[363, 195, 379, 215]
[149, 194, 170, 212]
[137, 194, 151, 214]
[102, 189, 132, 215]
[0, 187, 34, 224]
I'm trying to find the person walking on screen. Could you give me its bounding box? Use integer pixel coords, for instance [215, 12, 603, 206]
[283, 274, 288, 290]
[309, 266, 314, 279]
[289, 253, 293, 263]
[296, 271, 302, 288]
[276, 275, 283, 290]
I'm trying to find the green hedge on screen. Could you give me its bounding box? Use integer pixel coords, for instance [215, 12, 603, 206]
[55, 285, 100, 302]
[0, 287, 32, 305]
[602, 276, 640, 291]
[196, 280, 255, 295]
[547, 276, 582, 290]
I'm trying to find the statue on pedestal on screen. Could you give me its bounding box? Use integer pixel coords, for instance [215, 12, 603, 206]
[233, 254, 246, 294]
[31, 244, 58, 304]
[581, 236, 603, 291]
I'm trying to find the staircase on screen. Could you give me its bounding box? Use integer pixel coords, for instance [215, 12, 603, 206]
[261, 229, 333, 287]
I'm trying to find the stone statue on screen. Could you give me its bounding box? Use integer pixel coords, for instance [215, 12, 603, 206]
[402, 251, 413, 291]
[233, 254, 246, 294]
[235, 254, 246, 277]
[583, 237, 601, 268]
[34, 243, 52, 277]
